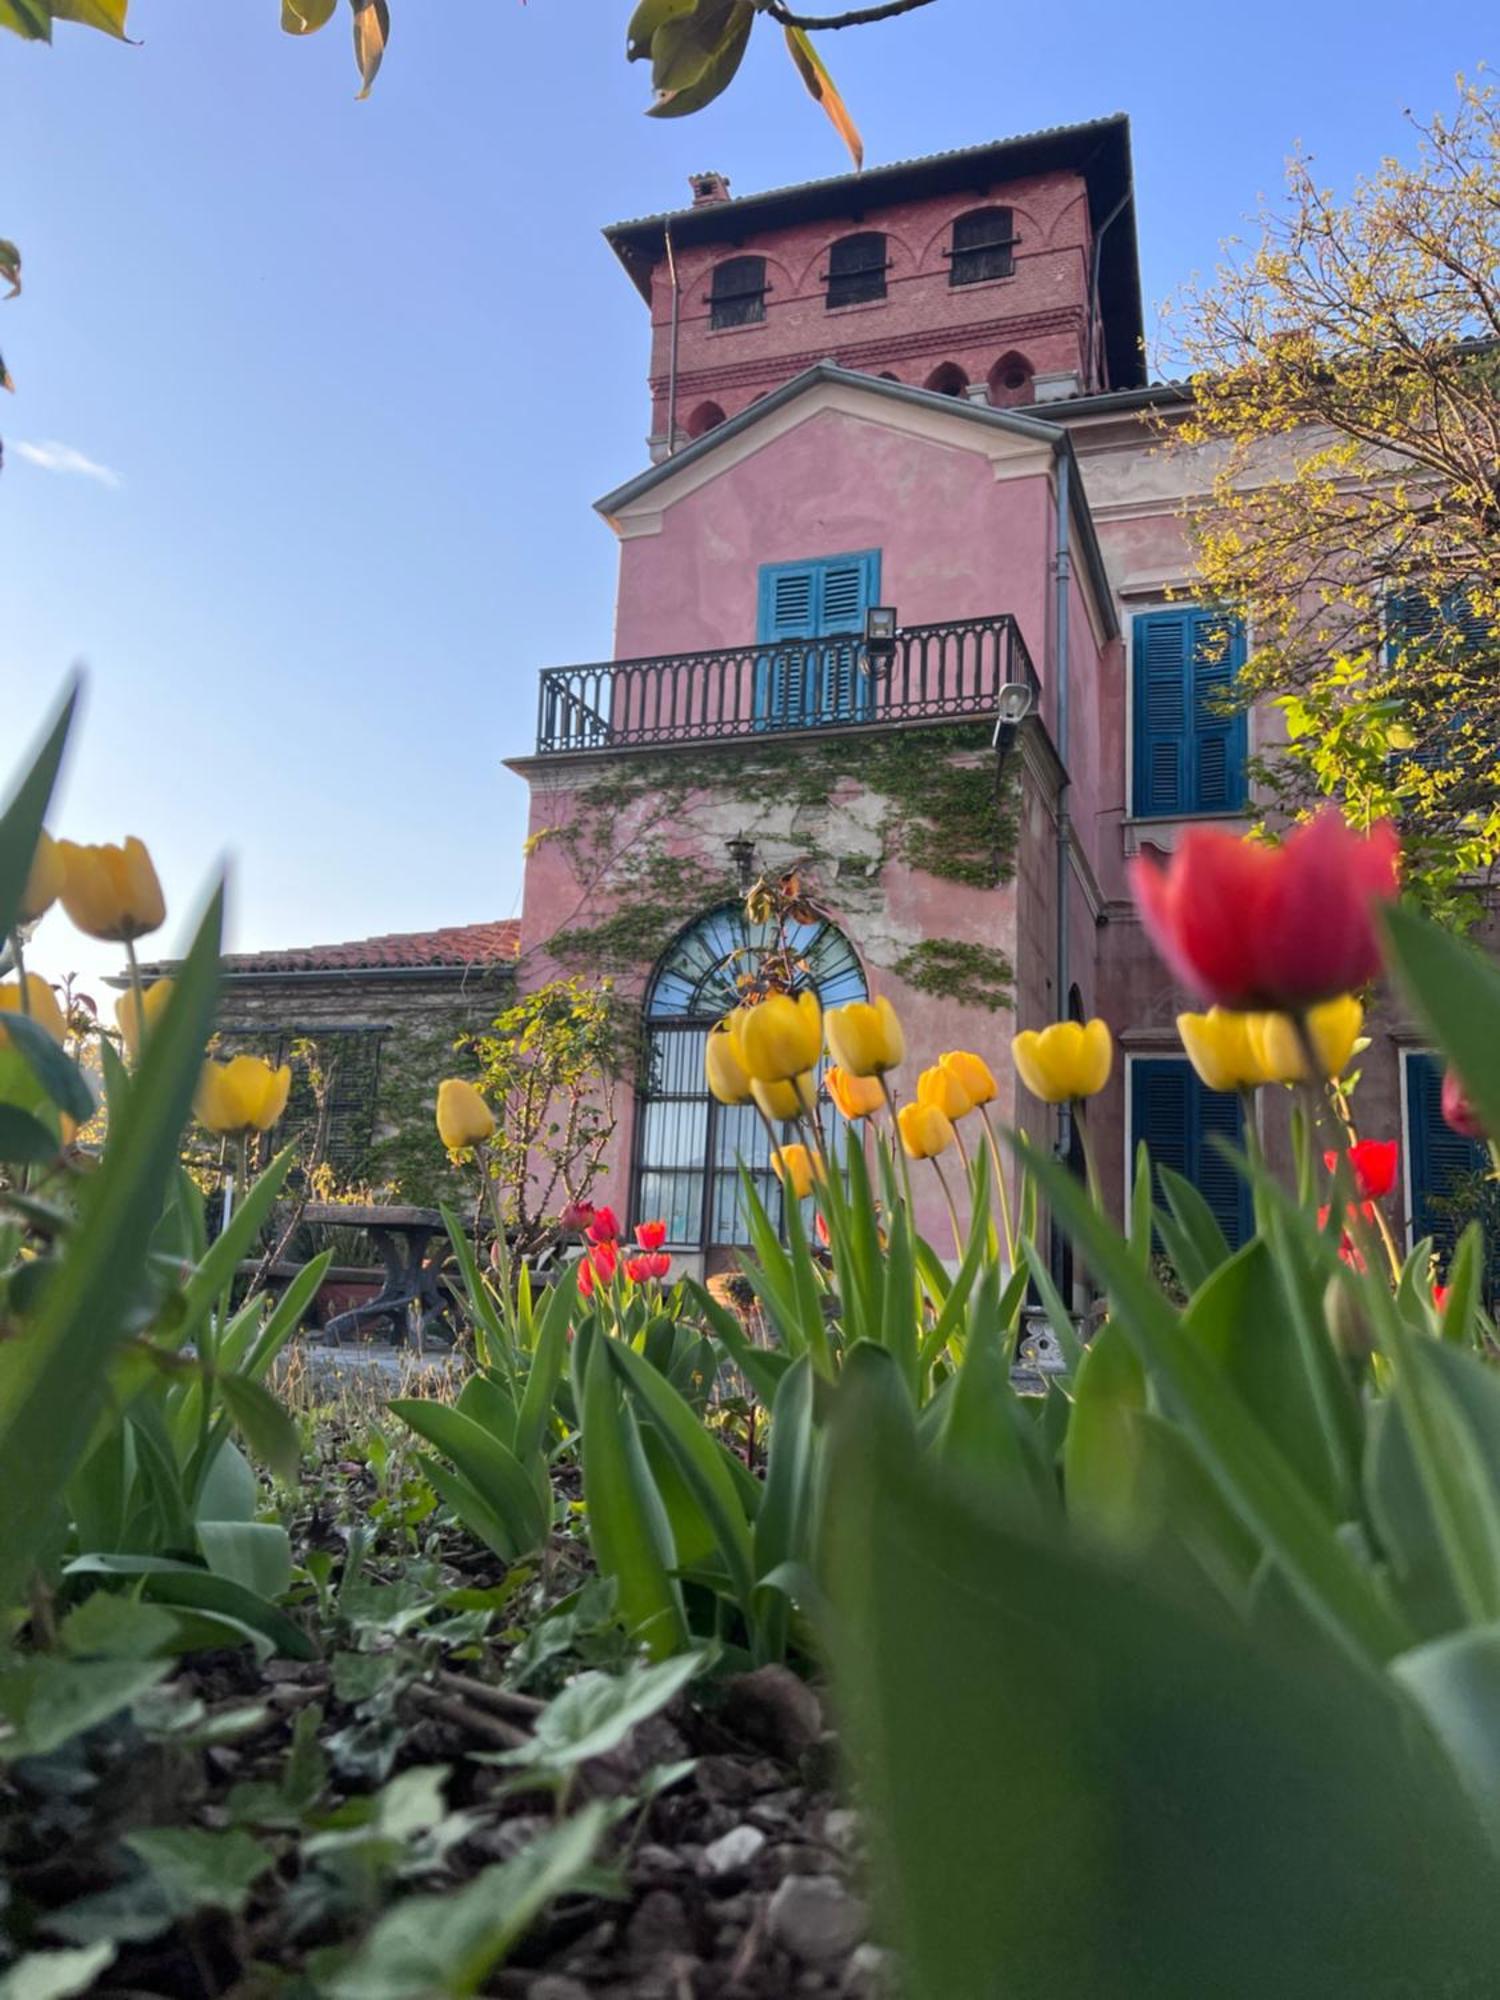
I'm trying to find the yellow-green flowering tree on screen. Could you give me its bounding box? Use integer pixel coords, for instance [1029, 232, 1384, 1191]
[1169, 75, 1499, 924]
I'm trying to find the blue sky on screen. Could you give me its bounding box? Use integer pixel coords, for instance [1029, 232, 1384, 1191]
[3, 0, 1485, 990]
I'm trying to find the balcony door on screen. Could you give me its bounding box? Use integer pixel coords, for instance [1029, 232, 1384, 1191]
[755, 550, 881, 730]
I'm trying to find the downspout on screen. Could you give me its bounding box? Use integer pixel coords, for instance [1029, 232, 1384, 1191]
[664, 222, 682, 457]
[1054, 446, 1073, 1157]
[1086, 191, 1132, 390]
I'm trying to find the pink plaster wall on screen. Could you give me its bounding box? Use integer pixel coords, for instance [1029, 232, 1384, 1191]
[641, 170, 1098, 440]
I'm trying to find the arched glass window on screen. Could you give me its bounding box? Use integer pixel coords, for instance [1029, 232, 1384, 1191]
[634, 904, 867, 1250]
[948, 207, 1016, 286]
[708, 255, 768, 330]
[826, 231, 888, 308]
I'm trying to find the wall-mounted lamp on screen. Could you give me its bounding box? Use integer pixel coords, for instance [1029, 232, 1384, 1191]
[861, 605, 899, 677]
[726, 833, 757, 890]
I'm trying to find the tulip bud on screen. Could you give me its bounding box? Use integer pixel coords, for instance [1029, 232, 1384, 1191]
[434, 1077, 494, 1151]
[824, 1064, 886, 1121]
[0, 974, 67, 1045]
[56, 837, 166, 943]
[917, 1062, 973, 1120]
[705, 1020, 753, 1105]
[196, 1054, 293, 1136]
[751, 1072, 818, 1122]
[1247, 995, 1363, 1084]
[938, 1050, 997, 1106]
[1324, 1271, 1374, 1361]
[771, 1143, 820, 1200]
[898, 1101, 956, 1160]
[825, 995, 905, 1077]
[1011, 1019, 1113, 1104]
[19, 830, 65, 925]
[114, 978, 175, 1062]
[737, 991, 822, 1084]
[1441, 1069, 1486, 1141]
[1176, 1008, 1266, 1093]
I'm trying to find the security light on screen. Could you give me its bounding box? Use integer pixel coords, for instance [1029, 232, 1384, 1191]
[996, 681, 1035, 726]
[863, 605, 898, 672]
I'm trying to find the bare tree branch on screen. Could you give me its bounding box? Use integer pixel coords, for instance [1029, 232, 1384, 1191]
[755, 0, 938, 28]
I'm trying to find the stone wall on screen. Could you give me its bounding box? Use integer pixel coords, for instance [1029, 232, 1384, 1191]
[214, 967, 513, 1206]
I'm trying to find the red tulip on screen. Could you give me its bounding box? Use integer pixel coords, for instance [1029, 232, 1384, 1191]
[635, 1219, 667, 1251]
[577, 1257, 595, 1301]
[1432, 1283, 1451, 1314]
[1441, 1070, 1486, 1141]
[558, 1200, 595, 1234]
[1128, 811, 1399, 1011]
[586, 1206, 620, 1245]
[646, 1251, 672, 1280]
[1323, 1139, 1398, 1202]
[589, 1239, 619, 1282]
[624, 1255, 653, 1284]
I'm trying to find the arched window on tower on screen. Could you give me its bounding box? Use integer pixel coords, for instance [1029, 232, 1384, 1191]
[947, 207, 1016, 287]
[634, 905, 867, 1251]
[987, 351, 1034, 407]
[708, 254, 768, 329]
[924, 361, 970, 398]
[825, 231, 889, 308]
[685, 400, 727, 439]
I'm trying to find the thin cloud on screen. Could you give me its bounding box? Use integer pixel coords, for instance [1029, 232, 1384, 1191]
[12, 439, 122, 489]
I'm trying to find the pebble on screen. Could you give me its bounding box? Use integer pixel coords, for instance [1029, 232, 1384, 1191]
[701, 1823, 768, 1878]
[821, 1807, 862, 1853]
[626, 1888, 695, 1967]
[635, 1842, 687, 1877]
[767, 1875, 870, 1965]
[721, 1665, 825, 1763]
[527, 1981, 592, 2000]
[842, 1942, 897, 1997]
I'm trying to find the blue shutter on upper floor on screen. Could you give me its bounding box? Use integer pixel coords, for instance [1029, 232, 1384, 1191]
[1132, 608, 1248, 817]
[1131, 1056, 1251, 1249]
[756, 551, 880, 727]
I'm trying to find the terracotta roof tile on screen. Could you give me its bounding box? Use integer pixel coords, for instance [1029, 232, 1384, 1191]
[210, 920, 520, 977]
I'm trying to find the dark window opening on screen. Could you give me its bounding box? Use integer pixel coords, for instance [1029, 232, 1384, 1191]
[924, 361, 970, 398]
[826, 231, 888, 308]
[988, 350, 1034, 405]
[948, 207, 1016, 286]
[685, 400, 726, 439]
[708, 255, 767, 330]
[1132, 607, 1248, 818]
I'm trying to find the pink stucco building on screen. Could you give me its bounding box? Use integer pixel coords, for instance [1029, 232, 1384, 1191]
[505, 115, 1460, 1282]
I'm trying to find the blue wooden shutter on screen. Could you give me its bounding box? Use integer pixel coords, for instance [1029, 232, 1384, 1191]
[1134, 608, 1247, 817]
[756, 552, 880, 725]
[1406, 1053, 1488, 1270]
[1131, 1056, 1249, 1249]
[1191, 611, 1247, 811]
[1133, 611, 1190, 815]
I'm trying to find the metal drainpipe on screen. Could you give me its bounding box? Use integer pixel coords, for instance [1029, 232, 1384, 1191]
[665, 222, 682, 457]
[1054, 446, 1073, 1160]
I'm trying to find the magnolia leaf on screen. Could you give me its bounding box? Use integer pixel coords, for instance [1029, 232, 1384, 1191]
[0, 239, 20, 299]
[50, 0, 131, 37]
[625, 0, 696, 62]
[349, 0, 387, 99]
[648, 0, 752, 118]
[0, 2, 54, 40]
[281, 0, 336, 29]
[650, 0, 740, 93]
[0, 1945, 118, 2000]
[783, 25, 863, 170]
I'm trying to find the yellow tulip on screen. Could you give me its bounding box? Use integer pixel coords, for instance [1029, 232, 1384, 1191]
[917, 1062, 973, 1121]
[736, 991, 822, 1084]
[825, 995, 905, 1077]
[751, 1071, 818, 1122]
[898, 1100, 955, 1160]
[1247, 995, 1363, 1084]
[1011, 1019, 1113, 1104]
[114, 978, 175, 1062]
[435, 1077, 495, 1151]
[19, 830, 65, 925]
[56, 837, 165, 943]
[938, 1050, 997, 1106]
[0, 974, 67, 1045]
[195, 1054, 293, 1136]
[771, 1143, 820, 1201]
[1176, 1008, 1267, 1094]
[705, 1021, 753, 1105]
[824, 1064, 886, 1120]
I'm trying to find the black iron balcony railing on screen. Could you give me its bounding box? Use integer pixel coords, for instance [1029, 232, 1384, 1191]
[534, 613, 1040, 756]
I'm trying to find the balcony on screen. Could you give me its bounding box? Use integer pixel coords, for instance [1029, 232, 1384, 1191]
[534, 613, 1039, 756]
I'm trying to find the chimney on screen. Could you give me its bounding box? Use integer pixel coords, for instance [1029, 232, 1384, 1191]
[689, 171, 732, 207]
